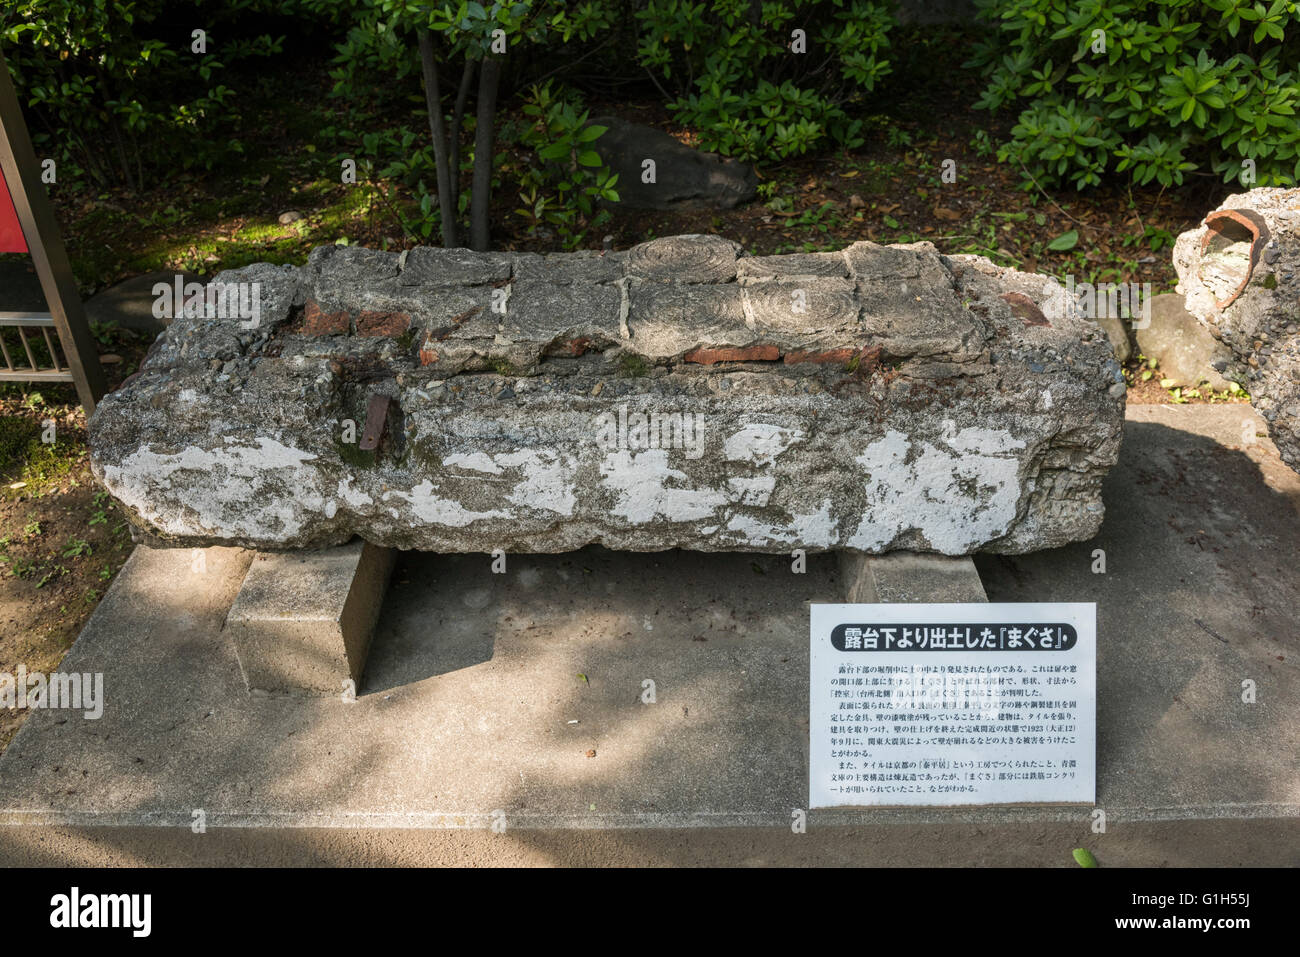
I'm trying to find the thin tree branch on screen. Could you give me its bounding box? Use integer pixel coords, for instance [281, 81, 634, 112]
[449, 55, 475, 216]
[418, 27, 458, 248]
[469, 54, 501, 251]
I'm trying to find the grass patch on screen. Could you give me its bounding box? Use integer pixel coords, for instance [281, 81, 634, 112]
[0, 416, 40, 477]
[617, 354, 650, 378]
[13, 436, 83, 493]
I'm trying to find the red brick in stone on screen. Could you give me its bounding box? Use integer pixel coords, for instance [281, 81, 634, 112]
[419, 337, 440, 366]
[357, 310, 411, 337]
[302, 299, 350, 336]
[682, 344, 780, 365]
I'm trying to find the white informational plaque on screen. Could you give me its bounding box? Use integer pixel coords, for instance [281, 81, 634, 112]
[809, 603, 1096, 808]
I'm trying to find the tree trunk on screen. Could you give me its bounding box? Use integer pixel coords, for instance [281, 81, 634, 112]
[469, 55, 500, 252]
[449, 57, 475, 212]
[417, 28, 458, 248]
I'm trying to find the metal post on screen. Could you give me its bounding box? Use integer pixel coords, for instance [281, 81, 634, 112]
[0, 46, 106, 413]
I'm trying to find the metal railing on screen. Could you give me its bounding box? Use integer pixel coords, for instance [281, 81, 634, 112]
[0, 312, 76, 384]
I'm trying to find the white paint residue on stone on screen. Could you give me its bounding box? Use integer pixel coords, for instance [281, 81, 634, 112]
[727, 475, 776, 506]
[444, 451, 504, 475]
[938, 419, 1026, 455]
[106, 437, 318, 487]
[739, 286, 757, 330]
[336, 478, 374, 508]
[847, 428, 1024, 554]
[599, 449, 728, 523]
[725, 499, 837, 548]
[382, 480, 511, 526]
[100, 437, 323, 540]
[496, 449, 576, 516]
[723, 424, 805, 465]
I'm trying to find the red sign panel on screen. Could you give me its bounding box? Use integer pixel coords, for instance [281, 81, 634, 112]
[0, 165, 27, 253]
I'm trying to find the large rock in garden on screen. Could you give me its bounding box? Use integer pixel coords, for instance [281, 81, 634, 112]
[85, 270, 205, 338]
[590, 117, 757, 210]
[1173, 188, 1300, 471]
[1134, 293, 1233, 391]
[88, 237, 1125, 556]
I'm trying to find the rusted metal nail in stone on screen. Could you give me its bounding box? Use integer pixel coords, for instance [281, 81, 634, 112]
[1199, 208, 1270, 310]
[359, 394, 391, 451]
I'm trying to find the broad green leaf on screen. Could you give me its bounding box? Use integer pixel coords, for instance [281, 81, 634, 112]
[1048, 230, 1079, 251]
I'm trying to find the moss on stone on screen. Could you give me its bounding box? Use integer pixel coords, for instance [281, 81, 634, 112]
[617, 354, 649, 378]
[335, 439, 376, 468]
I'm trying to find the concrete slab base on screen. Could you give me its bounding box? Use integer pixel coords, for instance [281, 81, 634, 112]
[0, 819, 1284, 867]
[838, 550, 988, 602]
[225, 541, 395, 696]
[0, 403, 1296, 866]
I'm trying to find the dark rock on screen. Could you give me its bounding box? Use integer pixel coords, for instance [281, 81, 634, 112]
[589, 116, 757, 211]
[85, 270, 205, 339]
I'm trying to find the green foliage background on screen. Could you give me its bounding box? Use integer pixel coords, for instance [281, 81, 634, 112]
[0, 0, 301, 188]
[970, 0, 1300, 190]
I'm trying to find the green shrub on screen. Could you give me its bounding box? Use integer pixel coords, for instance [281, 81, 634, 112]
[970, 0, 1300, 190]
[306, 0, 619, 248]
[636, 0, 894, 163]
[1, 0, 303, 188]
[513, 81, 619, 249]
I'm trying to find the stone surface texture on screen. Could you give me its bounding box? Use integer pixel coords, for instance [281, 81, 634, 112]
[1135, 293, 1234, 391]
[1173, 187, 1300, 471]
[839, 551, 988, 603]
[88, 236, 1125, 556]
[225, 540, 395, 695]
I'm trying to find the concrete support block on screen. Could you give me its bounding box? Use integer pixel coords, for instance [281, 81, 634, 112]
[225, 540, 395, 695]
[838, 550, 987, 603]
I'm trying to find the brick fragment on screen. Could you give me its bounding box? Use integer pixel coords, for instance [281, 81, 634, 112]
[682, 344, 780, 365]
[357, 310, 411, 337]
[303, 299, 350, 336]
[419, 335, 439, 366]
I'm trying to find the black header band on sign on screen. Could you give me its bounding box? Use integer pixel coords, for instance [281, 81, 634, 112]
[831, 623, 1078, 652]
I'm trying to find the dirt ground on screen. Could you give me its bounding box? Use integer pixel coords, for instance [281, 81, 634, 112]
[0, 348, 143, 751]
